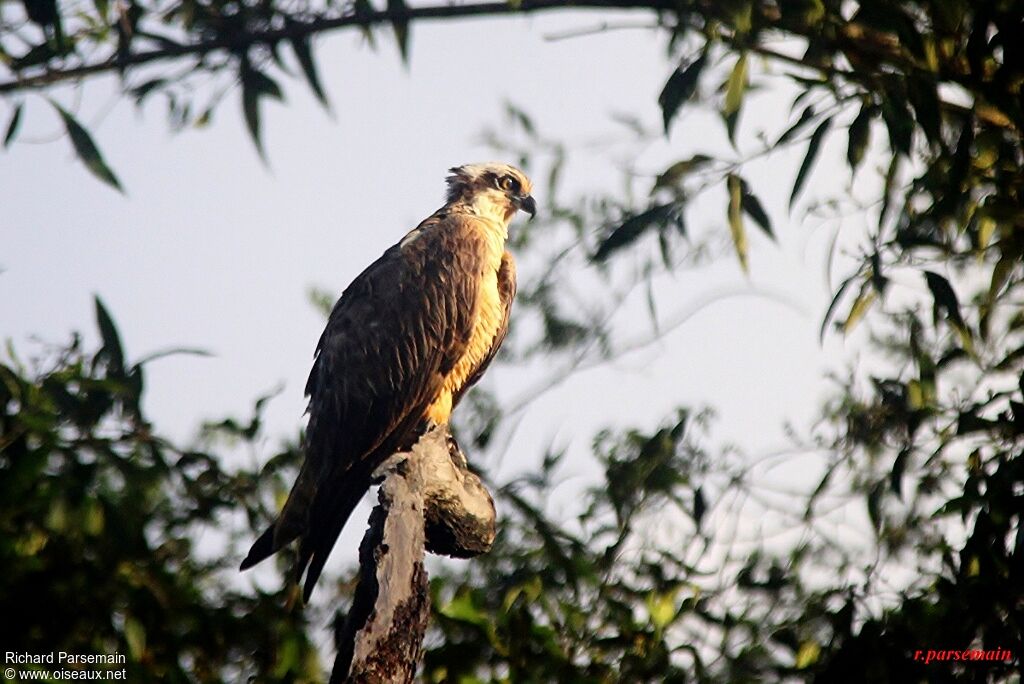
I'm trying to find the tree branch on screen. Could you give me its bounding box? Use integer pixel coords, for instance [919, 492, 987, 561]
[330, 424, 495, 684]
[0, 0, 672, 94]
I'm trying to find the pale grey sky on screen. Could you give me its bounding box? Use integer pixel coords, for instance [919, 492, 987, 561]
[1, 9, 874, 592]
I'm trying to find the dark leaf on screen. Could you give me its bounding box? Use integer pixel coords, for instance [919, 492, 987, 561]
[806, 460, 837, 519]
[593, 203, 682, 262]
[693, 486, 706, 529]
[51, 101, 123, 192]
[890, 448, 909, 499]
[22, 0, 58, 27]
[289, 33, 328, 107]
[739, 180, 773, 239]
[130, 78, 167, 106]
[869, 251, 888, 295]
[240, 58, 283, 158]
[790, 117, 831, 208]
[94, 295, 125, 376]
[822, 272, 858, 341]
[775, 104, 816, 146]
[657, 228, 673, 269]
[4, 103, 23, 148]
[846, 102, 872, 172]
[658, 49, 708, 134]
[866, 481, 884, 532]
[880, 98, 913, 157]
[11, 42, 57, 70]
[906, 78, 941, 143]
[387, 0, 410, 63]
[923, 271, 965, 329]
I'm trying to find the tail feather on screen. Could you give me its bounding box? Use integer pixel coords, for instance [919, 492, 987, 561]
[239, 524, 278, 570]
[298, 474, 369, 602]
[243, 417, 426, 599]
[240, 458, 319, 571]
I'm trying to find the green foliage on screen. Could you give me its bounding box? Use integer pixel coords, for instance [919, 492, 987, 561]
[0, 299, 321, 682]
[426, 412, 709, 683]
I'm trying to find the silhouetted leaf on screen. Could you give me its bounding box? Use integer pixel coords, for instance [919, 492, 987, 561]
[821, 273, 857, 342]
[869, 250, 889, 295]
[387, 0, 410, 63]
[727, 173, 747, 271]
[890, 448, 909, 498]
[790, 117, 831, 208]
[289, 32, 327, 107]
[806, 460, 837, 519]
[924, 271, 965, 329]
[739, 179, 773, 239]
[847, 102, 872, 172]
[866, 481, 884, 532]
[693, 486, 706, 529]
[240, 58, 283, 158]
[880, 97, 913, 156]
[94, 295, 125, 376]
[11, 42, 57, 70]
[51, 101, 123, 192]
[593, 203, 682, 262]
[658, 49, 708, 133]
[4, 103, 22, 148]
[130, 78, 167, 106]
[906, 77, 941, 143]
[775, 104, 816, 146]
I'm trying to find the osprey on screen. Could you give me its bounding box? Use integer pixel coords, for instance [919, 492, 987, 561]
[241, 163, 535, 600]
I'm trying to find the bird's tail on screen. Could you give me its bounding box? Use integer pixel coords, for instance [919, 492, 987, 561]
[239, 458, 319, 570]
[294, 471, 371, 602]
[239, 458, 373, 604]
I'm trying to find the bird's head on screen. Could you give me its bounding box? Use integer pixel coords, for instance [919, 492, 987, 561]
[445, 163, 536, 225]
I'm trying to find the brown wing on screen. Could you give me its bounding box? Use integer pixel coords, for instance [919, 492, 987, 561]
[451, 250, 516, 410]
[241, 212, 485, 599]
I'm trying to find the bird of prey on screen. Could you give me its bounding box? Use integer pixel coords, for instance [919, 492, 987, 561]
[241, 163, 535, 600]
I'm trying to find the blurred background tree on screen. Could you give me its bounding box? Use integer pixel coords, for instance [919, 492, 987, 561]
[2, 0, 1022, 681]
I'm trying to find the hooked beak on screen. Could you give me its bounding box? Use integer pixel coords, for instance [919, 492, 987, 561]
[517, 194, 537, 220]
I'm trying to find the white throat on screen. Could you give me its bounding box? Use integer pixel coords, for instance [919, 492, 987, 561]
[462, 190, 511, 238]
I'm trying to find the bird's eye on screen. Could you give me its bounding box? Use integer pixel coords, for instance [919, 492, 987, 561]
[498, 175, 518, 192]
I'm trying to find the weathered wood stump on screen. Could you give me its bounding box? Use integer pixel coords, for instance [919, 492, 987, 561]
[330, 425, 495, 683]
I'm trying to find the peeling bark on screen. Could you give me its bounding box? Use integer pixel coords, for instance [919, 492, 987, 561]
[331, 425, 495, 683]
